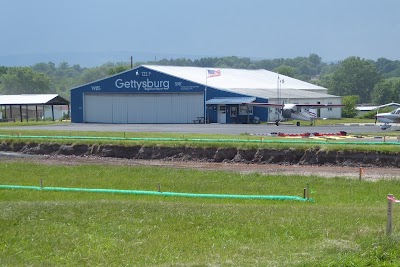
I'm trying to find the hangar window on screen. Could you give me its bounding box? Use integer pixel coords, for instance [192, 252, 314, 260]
[230, 107, 237, 117]
[239, 105, 253, 115]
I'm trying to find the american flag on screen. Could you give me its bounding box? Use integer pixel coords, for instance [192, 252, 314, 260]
[207, 69, 221, 78]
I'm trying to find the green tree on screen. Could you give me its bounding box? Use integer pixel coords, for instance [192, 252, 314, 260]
[0, 66, 8, 76]
[108, 65, 130, 76]
[0, 66, 8, 87]
[375, 58, 397, 74]
[370, 78, 400, 105]
[273, 65, 297, 77]
[79, 67, 110, 84]
[393, 79, 400, 103]
[375, 58, 400, 78]
[308, 53, 322, 66]
[341, 95, 359, 118]
[32, 62, 56, 76]
[0, 67, 51, 94]
[323, 57, 381, 103]
[193, 57, 218, 68]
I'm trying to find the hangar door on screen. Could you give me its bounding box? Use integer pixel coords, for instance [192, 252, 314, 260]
[84, 93, 204, 123]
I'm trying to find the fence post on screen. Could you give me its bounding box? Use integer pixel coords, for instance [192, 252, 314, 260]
[387, 194, 394, 236]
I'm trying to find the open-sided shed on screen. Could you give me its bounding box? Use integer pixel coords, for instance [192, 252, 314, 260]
[0, 94, 70, 122]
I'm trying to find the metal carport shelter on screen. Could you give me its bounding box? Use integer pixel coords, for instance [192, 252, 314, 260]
[0, 94, 70, 122]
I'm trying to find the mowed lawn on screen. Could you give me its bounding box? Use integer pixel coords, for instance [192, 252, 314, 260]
[1, 161, 400, 266]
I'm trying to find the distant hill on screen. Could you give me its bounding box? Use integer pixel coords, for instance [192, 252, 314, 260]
[0, 51, 215, 67]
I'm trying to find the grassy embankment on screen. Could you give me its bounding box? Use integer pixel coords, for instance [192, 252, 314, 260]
[1, 162, 400, 266]
[0, 121, 399, 154]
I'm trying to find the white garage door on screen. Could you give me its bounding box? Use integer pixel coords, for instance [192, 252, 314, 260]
[84, 93, 204, 123]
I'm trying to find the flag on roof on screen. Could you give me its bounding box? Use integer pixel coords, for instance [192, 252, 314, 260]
[207, 69, 221, 78]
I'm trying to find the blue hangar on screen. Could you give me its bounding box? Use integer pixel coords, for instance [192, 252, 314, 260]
[70, 65, 342, 124]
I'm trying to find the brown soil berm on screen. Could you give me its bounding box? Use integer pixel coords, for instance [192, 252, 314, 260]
[0, 141, 399, 168]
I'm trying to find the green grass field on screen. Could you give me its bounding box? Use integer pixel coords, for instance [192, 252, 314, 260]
[1, 162, 400, 266]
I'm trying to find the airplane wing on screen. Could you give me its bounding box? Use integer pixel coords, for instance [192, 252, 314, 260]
[294, 104, 344, 109]
[246, 103, 344, 109]
[246, 103, 283, 108]
[376, 115, 400, 123]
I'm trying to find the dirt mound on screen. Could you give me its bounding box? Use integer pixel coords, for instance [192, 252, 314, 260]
[0, 141, 399, 168]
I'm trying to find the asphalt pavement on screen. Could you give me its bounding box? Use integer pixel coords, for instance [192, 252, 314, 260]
[0, 122, 394, 136]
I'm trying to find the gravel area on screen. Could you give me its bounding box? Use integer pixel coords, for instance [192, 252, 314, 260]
[1, 153, 399, 181]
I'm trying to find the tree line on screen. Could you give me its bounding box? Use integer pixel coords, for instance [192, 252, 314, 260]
[1, 54, 400, 106]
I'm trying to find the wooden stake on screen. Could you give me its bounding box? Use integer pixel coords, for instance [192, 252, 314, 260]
[40, 179, 43, 189]
[359, 167, 363, 181]
[158, 183, 161, 192]
[387, 194, 394, 236]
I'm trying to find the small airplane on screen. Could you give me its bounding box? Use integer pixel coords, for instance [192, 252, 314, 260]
[248, 103, 345, 126]
[375, 108, 400, 130]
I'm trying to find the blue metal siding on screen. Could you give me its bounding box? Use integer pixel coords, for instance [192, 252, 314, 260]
[71, 89, 83, 122]
[71, 66, 271, 123]
[205, 89, 270, 123]
[254, 97, 269, 122]
[71, 66, 207, 123]
[205, 87, 250, 123]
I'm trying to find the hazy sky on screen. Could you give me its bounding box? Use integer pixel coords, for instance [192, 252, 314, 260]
[1, 0, 400, 63]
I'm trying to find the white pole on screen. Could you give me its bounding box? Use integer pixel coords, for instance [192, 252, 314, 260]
[277, 75, 282, 121]
[277, 75, 280, 105]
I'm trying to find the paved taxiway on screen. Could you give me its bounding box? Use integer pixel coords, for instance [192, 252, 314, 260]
[0, 122, 394, 136]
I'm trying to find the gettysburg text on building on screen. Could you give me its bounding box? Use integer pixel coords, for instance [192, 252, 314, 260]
[115, 79, 170, 90]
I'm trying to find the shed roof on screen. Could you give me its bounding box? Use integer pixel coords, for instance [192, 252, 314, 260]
[0, 94, 69, 105]
[379, 102, 400, 108]
[356, 102, 400, 111]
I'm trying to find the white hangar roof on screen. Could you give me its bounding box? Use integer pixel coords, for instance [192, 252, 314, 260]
[0, 94, 70, 105]
[144, 65, 339, 100]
